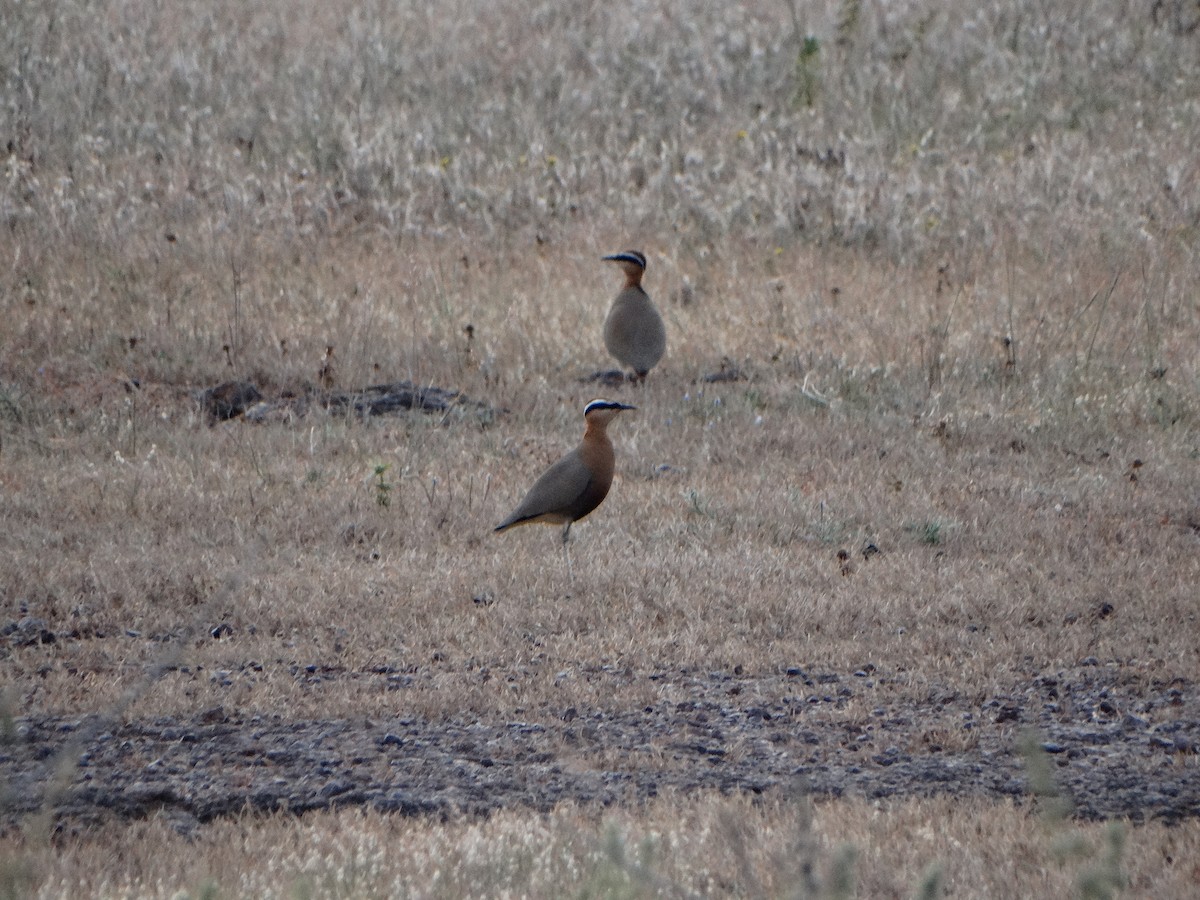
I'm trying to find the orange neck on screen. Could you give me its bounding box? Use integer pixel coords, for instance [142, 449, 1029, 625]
[614, 261, 644, 289]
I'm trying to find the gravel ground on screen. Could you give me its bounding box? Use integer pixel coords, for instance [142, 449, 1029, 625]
[3, 664, 1197, 837]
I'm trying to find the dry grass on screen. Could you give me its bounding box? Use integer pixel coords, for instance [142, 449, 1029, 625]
[3, 0, 1200, 895]
[4, 240, 1196, 724]
[5, 794, 1200, 899]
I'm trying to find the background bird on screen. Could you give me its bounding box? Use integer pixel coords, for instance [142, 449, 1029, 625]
[602, 250, 666, 381]
[494, 398, 636, 580]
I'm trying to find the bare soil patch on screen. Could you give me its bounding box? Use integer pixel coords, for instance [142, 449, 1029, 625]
[5, 661, 1196, 837]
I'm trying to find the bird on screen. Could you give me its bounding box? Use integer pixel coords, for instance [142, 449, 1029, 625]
[602, 250, 666, 381]
[494, 398, 637, 580]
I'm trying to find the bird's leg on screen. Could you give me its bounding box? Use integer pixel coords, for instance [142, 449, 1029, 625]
[561, 522, 574, 585]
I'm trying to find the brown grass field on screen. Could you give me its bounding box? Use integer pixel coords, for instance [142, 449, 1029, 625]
[3, 0, 1200, 896]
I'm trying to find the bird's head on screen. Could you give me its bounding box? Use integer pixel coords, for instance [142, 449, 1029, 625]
[583, 398, 636, 425]
[602, 250, 647, 282]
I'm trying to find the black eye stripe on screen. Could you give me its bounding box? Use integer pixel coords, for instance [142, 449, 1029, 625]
[584, 399, 636, 414]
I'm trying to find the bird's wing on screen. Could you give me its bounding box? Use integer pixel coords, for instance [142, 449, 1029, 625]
[521, 451, 592, 513]
[497, 450, 593, 529]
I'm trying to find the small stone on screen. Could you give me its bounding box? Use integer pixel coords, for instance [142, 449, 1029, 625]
[196, 706, 226, 724]
[319, 781, 351, 799]
[995, 704, 1021, 724]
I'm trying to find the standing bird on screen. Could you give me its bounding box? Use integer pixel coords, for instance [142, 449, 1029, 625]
[602, 250, 666, 381]
[494, 399, 636, 580]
